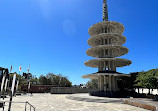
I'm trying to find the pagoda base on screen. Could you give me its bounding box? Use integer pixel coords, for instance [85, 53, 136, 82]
[89, 91, 118, 98]
[89, 90, 137, 98]
[82, 72, 131, 94]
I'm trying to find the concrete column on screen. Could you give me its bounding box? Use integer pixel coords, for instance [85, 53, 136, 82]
[111, 38, 113, 44]
[106, 75, 109, 91]
[103, 49, 105, 57]
[101, 76, 104, 91]
[109, 49, 112, 57]
[108, 61, 110, 70]
[110, 61, 113, 71]
[111, 49, 113, 57]
[98, 62, 101, 71]
[111, 61, 115, 71]
[100, 50, 102, 58]
[109, 38, 111, 44]
[98, 76, 100, 91]
[115, 77, 118, 91]
[101, 62, 103, 71]
[99, 76, 101, 91]
[112, 76, 116, 92]
[113, 61, 115, 71]
[111, 76, 113, 91]
[102, 38, 103, 45]
[104, 61, 106, 71]
[101, 62, 104, 71]
[108, 49, 110, 57]
[98, 63, 100, 72]
[104, 76, 107, 91]
[109, 76, 112, 91]
[114, 62, 116, 72]
[105, 39, 107, 45]
[103, 38, 105, 45]
[105, 49, 107, 57]
[102, 49, 104, 57]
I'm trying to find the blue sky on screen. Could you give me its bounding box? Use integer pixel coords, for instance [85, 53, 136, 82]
[0, 0, 158, 85]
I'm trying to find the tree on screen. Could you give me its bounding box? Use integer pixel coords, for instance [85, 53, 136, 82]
[30, 78, 39, 85]
[45, 73, 72, 87]
[86, 79, 98, 89]
[38, 75, 51, 85]
[117, 76, 133, 91]
[135, 69, 158, 94]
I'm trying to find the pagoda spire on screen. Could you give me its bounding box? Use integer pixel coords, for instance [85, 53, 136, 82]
[103, 0, 108, 21]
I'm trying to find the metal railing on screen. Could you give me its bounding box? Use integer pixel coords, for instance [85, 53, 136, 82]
[1, 101, 35, 111]
[25, 101, 35, 111]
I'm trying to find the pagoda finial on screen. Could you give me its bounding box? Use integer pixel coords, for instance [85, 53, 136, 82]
[103, 0, 108, 21]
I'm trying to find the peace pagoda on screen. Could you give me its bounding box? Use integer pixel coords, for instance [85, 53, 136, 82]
[82, 0, 132, 95]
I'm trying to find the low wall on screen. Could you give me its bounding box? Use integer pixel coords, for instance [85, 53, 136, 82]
[51, 87, 97, 94]
[135, 88, 158, 95]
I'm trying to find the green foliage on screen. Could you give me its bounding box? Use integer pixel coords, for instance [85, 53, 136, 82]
[30, 78, 39, 85]
[38, 75, 51, 85]
[135, 69, 158, 89]
[9, 72, 72, 92]
[86, 79, 98, 89]
[118, 76, 133, 91]
[38, 73, 72, 87]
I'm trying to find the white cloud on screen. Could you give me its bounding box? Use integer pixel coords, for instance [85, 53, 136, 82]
[63, 19, 76, 37]
[37, 0, 51, 20]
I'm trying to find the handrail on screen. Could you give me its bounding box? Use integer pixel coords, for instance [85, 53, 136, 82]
[25, 101, 35, 111]
[3, 101, 35, 111]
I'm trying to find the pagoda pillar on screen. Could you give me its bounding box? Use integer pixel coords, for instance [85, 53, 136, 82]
[112, 76, 116, 91]
[101, 76, 104, 91]
[98, 76, 101, 91]
[109, 75, 112, 91]
[115, 77, 118, 91]
[104, 76, 107, 91]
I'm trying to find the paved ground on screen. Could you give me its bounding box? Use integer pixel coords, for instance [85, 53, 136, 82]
[2, 93, 149, 111]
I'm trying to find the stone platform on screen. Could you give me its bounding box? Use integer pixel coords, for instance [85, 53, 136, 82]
[66, 93, 122, 103]
[66, 93, 157, 111]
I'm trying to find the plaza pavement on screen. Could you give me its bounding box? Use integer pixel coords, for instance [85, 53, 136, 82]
[2, 93, 149, 111]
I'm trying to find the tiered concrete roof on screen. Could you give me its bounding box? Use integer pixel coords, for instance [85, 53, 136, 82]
[88, 21, 124, 36]
[86, 45, 129, 58]
[88, 33, 126, 46]
[84, 58, 132, 68]
[84, 21, 132, 70]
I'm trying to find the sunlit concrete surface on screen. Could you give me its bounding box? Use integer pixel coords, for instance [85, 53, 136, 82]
[1, 93, 149, 111]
